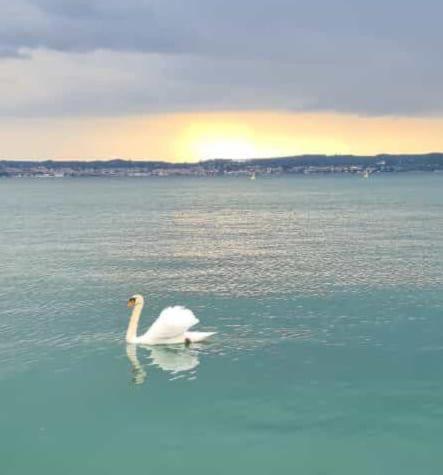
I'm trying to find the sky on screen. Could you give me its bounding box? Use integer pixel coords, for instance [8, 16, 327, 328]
[1, 0, 443, 161]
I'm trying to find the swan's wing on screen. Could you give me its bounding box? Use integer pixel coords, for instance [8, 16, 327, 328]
[144, 306, 199, 341]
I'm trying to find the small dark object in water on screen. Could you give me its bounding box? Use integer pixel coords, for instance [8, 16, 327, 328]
[184, 338, 191, 347]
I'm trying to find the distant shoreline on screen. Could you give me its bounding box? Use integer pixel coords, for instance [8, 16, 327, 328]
[1, 153, 443, 178]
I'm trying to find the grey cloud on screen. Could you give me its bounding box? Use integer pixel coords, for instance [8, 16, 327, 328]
[0, 0, 442, 116]
[0, 46, 30, 58]
[3, 0, 441, 57]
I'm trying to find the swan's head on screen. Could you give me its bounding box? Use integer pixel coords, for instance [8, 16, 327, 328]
[128, 294, 144, 308]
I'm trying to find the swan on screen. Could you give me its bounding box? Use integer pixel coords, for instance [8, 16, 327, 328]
[126, 294, 216, 345]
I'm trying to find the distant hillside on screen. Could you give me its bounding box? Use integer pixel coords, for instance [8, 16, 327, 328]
[1, 153, 443, 176]
[1, 153, 443, 169]
[202, 153, 443, 171]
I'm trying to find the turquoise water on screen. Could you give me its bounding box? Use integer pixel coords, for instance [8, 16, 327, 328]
[1, 174, 443, 474]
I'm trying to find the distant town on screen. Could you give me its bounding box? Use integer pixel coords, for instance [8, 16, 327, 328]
[1, 153, 443, 178]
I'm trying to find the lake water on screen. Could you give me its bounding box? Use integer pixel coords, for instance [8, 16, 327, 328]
[1, 174, 443, 474]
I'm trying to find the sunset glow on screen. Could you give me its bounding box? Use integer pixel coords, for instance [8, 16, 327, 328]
[2, 112, 443, 162]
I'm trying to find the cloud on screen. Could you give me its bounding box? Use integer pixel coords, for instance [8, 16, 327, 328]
[1, 0, 442, 116]
[3, 0, 442, 58]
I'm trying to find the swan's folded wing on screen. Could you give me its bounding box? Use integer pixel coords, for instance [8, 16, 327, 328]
[144, 306, 199, 341]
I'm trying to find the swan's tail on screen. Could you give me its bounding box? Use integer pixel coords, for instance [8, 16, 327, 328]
[185, 331, 216, 343]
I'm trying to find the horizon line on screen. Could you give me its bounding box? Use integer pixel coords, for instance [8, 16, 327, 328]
[2, 151, 443, 165]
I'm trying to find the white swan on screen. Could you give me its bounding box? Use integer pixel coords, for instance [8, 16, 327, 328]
[126, 294, 216, 345]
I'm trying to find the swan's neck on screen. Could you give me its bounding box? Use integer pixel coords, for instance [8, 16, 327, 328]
[126, 303, 143, 343]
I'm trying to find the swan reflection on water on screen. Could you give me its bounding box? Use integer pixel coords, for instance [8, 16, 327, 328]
[126, 344, 200, 385]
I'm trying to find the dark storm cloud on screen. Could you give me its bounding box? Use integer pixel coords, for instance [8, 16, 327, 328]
[1, 0, 443, 116]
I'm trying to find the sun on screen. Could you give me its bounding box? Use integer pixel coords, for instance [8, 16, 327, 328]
[171, 113, 315, 161]
[175, 119, 264, 161]
[194, 138, 260, 160]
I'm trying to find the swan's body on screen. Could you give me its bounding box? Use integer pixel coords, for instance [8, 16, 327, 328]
[126, 295, 216, 345]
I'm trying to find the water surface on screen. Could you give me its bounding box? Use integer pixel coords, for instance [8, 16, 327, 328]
[1, 175, 443, 474]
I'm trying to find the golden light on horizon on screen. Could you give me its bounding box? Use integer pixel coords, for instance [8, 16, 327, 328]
[2, 111, 443, 161]
[193, 138, 259, 160]
[172, 113, 355, 161]
[171, 112, 443, 161]
[175, 120, 266, 160]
